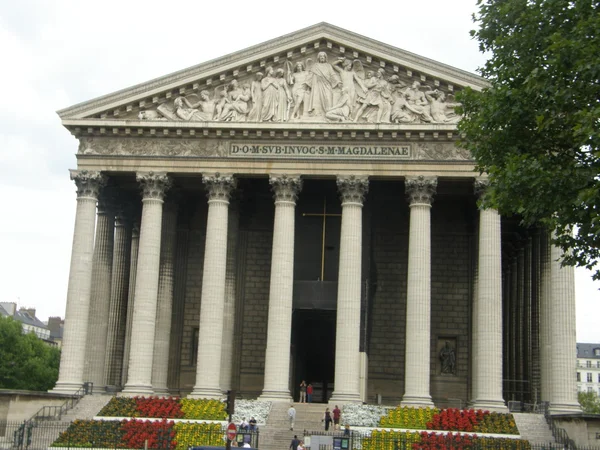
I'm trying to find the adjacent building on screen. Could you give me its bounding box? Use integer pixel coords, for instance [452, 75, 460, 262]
[576, 343, 600, 396]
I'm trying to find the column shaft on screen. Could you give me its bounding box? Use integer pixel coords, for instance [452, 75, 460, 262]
[402, 176, 436, 407]
[331, 176, 368, 403]
[190, 174, 236, 398]
[260, 175, 302, 401]
[122, 173, 171, 395]
[51, 171, 106, 394]
[121, 222, 140, 386]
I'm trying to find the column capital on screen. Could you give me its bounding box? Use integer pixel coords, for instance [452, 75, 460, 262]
[474, 178, 489, 198]
[405, 176, 437, 206]
[269, 174, 302, 203]
[337, 175, 369, 205]
[202, 172, 237, 202]
[136, 172, 172, 201]
[70, 170, 107, 199]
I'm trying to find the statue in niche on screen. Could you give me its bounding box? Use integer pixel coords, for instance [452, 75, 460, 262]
[403, 81, 434, 122]
[286, 61, 310, 120]
[439, 341, 456, 375]
[353, 68, 392, 123]
[247, 72, 264, 122]
[325, 87, 352, 122]
[219, 79, 251, 121]
[425, 89, 460, 123]
[179, 90, 216, 121]
[260, 66, 279, 122]
[332, 58, 367, 109]
[305, 51, 342, 118]
[275, 68, 293, 122]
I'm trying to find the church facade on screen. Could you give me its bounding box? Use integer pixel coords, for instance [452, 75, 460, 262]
[52, 23, 580, 414]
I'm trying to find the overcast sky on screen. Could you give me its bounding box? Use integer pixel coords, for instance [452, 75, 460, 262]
[0, 0, 598, 342]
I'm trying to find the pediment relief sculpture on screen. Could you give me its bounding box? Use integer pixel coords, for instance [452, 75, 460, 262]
[133, 51, 461, 126]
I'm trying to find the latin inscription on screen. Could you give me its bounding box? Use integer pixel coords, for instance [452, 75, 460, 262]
[230, 144, 411, 159]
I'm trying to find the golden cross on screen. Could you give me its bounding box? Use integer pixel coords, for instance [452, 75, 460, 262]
[302, 197, 341, 281]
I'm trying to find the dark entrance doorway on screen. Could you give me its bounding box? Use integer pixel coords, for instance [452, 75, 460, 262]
[291, 309, 336, 403]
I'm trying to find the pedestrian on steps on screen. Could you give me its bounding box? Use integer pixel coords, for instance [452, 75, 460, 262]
[288, 404, 296, 431]
[290, 435, 300, 450]
[322, 407, 332, 431]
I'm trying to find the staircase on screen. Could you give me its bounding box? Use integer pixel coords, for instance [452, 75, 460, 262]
[513, 413, 559, 447]
[259, 403, 336, 450]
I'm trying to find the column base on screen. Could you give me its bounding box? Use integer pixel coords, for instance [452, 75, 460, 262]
[329, 392, 362, 404]
[153, 387, 170, 396]
[401, 395, 434, 408]
[470, 399, 508, 413]
[259, 389, 292, 402]
[548, 402, 582, 415]
[188, 386, 223, 399]
[49, 381, 83, 395]
[121, 384, 154, 396]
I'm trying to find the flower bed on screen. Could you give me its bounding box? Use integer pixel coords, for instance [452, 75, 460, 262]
[51, 419, 223, 449]
[378, 407, 518, 434]
[362, 430, 531, 450]
[98, 397, 226, 421]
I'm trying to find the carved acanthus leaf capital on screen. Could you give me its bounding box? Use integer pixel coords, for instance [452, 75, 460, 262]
[202, 173, 237, 202]
[337, 176, 369, 205]
[405, 176, 437, 206]
[70, 170, 107, 199]
[136, 172, 172, 201]
[474, 178, 489, 198]
[270, 175, 303, 203]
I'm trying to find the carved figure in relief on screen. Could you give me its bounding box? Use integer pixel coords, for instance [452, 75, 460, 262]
[287, 61, 310, 120]
[138, 110, 166, 120]
[180, 90, 216, 121]
[260, 66, 280, 122]
[325, 88, 352, 122]
[247, 72, 264, 122]
[332, 58, 366, 109]
[425, 89, 460, 123]
[173, 96, 207, 121]
[353, 69, 392, 123]
[220, 80, 251, 121]
[403, 81, 433, 122]
[305, 52, 341, 118]
[275, 68, 293, 122]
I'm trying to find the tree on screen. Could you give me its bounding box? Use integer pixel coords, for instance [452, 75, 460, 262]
[457, 0, 600, 278]
[578, 391, 600, 414]
[0, 316, 60, 391]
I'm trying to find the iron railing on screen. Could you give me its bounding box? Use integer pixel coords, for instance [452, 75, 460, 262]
[29, 386, 86, 422]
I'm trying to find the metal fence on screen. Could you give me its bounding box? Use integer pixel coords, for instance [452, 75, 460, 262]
[0, 420, 259, 450]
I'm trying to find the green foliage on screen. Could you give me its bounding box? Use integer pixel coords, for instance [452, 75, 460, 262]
[457, 0, 600, 278]
[578, 391, 600, 413]
[0, 316, 60, 391]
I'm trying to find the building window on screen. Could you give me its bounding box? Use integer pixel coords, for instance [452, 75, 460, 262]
[597, 361, 600, 368]
[587, 360, 592, 368]
[594, 348, 600, 356]
[577, 372, 581, 382]
[598, 373, 600, 383]
[588, 373, 593, 382]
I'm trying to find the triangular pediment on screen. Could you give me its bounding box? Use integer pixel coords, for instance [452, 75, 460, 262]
[58, 23, 487, 127]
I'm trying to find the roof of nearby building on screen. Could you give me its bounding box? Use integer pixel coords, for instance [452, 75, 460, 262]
[577, 343, 600, 359]
[14, 309, 48, 329]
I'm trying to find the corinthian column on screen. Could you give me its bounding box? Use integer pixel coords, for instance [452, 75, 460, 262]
[260, 175, 302, 401]
[471, 180, 507, 411]
[84, 193, 115, 391]
[51, 170, 107, 394]
[104, 206, 132, 390]
[122, 172, 171, 395]
[189, 174, 237, 399]
[121, 221, 140, 386]
[330, 176, 368, 404]
[547, 241, 582, 414]
[402, 175, 436, 407]
[152, 198, 179, 394]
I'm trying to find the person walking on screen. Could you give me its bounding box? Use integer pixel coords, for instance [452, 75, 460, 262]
[290, 435, 300, 450]
[333, 405, 341, 430]
[288, 404, 296, 431]
[299, 380, 307, 403]
[322, 407, 332, 431]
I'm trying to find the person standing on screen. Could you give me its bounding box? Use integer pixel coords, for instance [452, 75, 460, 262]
[306, 383, 313, 403]
[322, 407, 332, 431]
[288, 404, 296, 431]
[332, 405, 341, 430]
[299, 380, 307, 403]
[290, 435, 300, 450]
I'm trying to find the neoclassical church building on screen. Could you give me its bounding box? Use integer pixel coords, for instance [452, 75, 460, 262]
[52, 23, 580, 414]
